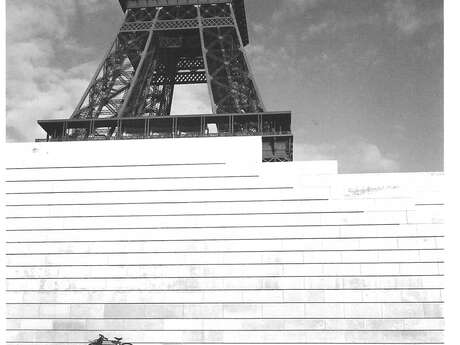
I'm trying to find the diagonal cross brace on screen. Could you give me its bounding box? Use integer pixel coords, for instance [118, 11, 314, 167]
[117, 10, 161, 118]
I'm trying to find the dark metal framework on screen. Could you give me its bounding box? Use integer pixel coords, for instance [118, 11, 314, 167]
[38, 112, 293, 162]
[70, 0, 263, 120]
[38, 0, 293, 162]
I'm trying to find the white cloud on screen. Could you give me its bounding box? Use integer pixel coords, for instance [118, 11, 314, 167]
[295, 139, 400, 173]
[385, 0, 421, 35]
[6, 0, 213, 142]
[286, 0, 320, 12]
[246, 44, 295, 80]
[302, 20, 331, 39]
[385, 0, 442, 37]
[252, 23, 265, 35]
[6, 2, 67, 42]
[6, 0, 108, 142]
[272, 0, 321, 23]
[170, 85, 212, 115]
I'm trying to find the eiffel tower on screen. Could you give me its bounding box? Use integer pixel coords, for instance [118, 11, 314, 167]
[38, 0, 293, 162]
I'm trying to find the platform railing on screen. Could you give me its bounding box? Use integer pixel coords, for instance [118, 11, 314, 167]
[38, 112, 292, 142]
[40, 131, 293, 142]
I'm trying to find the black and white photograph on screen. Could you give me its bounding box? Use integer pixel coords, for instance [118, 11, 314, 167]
[1, 0, 453, 345]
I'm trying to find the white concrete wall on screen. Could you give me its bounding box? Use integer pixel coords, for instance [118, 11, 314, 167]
[5, 137, 443, 345]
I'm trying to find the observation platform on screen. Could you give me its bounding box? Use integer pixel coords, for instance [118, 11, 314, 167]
[37, 111, 293, 162]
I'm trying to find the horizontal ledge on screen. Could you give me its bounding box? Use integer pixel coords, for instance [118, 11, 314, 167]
[6, 187, 293, 195]
[5, 198, 329, 207]
[6, 261, 445, 268]
[5, 211, 364, 219]
[5, 175, 259, 183]
[6, 162, 224, 170]
[40, 133, 293, 141]
[6, 329, 445, 332]
[6, 274, 445, 280]
[6, 287, 444, 292]
[6, 317, 445, 320]
[5, 249, 444, 256]
[6, 301, 445, 305]
[5, 236, 443, 244]
[5, 223, 403, 232]
[3, 341, 446, 344]
[415, 204, 444, 206]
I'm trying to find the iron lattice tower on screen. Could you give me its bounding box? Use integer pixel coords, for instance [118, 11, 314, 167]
[38, 0, 293, 162]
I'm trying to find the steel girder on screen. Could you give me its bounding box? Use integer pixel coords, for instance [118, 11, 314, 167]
[71, 1, 264, 125]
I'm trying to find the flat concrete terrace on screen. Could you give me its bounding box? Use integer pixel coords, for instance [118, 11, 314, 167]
[5, 137, 444, 345]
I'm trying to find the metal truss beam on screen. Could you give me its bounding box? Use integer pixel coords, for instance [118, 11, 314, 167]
[153, 71, 207, 85]
[38, 1, 292, 161]
[70, 1, 265, 121]
[120, 17, 233, 32]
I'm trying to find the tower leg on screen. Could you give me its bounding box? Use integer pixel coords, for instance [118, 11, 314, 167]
[197, 4, 217, 114]
[118, 10, 161, 118]
[199, 3, 265, 114]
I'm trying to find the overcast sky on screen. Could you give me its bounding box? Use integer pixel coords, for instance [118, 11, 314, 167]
[5, 0, 443, 173]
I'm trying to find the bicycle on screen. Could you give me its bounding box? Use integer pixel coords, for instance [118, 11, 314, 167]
[89, 334, 133, 345]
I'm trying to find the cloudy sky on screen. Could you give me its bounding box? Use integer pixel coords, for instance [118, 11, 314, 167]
[5, 0, 443, 173]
